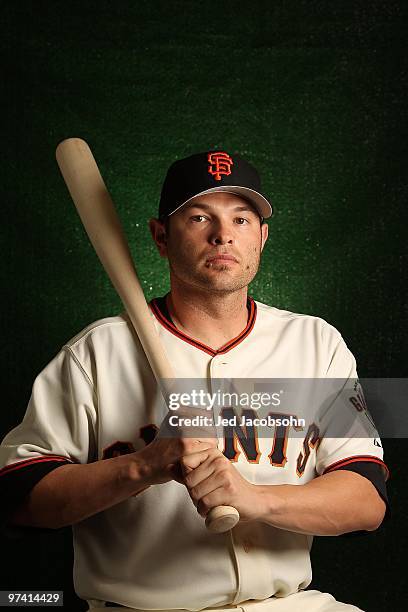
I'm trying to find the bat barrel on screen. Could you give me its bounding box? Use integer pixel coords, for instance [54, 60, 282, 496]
[56, 138, 174, 388]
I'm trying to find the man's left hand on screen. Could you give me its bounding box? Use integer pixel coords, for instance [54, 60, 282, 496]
[181, 447, 260, 522]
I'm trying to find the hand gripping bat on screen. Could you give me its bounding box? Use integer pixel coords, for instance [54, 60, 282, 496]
[55, 138, 240, 533]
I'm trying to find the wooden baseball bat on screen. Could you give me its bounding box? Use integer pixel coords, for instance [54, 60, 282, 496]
[55, 138, 240, 534]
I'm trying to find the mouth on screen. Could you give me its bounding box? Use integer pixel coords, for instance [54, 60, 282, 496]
[206, 254, 239, 265]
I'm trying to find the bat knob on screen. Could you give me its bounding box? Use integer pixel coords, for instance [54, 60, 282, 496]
[205, 505, 240, 533]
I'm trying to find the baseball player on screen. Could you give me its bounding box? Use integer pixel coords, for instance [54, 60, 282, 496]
[0, 151, 389, 612]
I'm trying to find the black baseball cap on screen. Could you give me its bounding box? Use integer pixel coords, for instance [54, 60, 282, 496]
[158, 150, 273, 219]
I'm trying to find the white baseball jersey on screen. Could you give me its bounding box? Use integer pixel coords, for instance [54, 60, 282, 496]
[0, 298, 388, 611]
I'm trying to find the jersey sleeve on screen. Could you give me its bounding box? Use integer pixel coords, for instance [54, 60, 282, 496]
[314, 329, 389, 524]
[0, 346, 97, 533]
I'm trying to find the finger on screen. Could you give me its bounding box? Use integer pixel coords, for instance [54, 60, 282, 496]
[195, 437, 218, 448]
[184, 458, 216, 489]
[197, 486, 229, 517]
[180, 446, 220, 471]
[188, 461, 232, 502]
[189, 473, 223, 506]
[181, 450, 209, 471]
[183, 449, 227, 484]
[177, 438, 215, 459]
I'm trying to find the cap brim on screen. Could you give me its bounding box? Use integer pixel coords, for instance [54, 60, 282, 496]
[169, 186, 273, 219]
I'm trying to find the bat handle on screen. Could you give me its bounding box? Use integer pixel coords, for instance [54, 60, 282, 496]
[180, 449, 239, 533]
[205, 505, 240, 533]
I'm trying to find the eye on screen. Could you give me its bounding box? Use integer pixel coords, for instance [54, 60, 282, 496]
[235, 217, 249, 225]
[190, 215, 208, 223]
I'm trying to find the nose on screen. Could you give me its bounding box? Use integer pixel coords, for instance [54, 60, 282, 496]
[208, 219, 234, 245]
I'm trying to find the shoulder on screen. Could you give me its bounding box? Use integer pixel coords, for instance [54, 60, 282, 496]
[62, 313, 137, 370]
[253, 300, 356, 376]
[64, 313, 131, 349]
[254, 299, 343, 341]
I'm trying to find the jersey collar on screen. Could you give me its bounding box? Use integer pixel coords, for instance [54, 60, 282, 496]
[149, 295, 257, 356]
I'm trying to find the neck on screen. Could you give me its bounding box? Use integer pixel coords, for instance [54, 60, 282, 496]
[166, 281, 249, 350]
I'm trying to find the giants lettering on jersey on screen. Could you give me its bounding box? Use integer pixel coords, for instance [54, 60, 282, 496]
[102, 408, 320, 479]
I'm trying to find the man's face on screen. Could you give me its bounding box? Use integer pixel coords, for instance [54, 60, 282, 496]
[150, 192, 268, 295]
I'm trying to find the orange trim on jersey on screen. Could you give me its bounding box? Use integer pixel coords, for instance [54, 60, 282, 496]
[150, 297, 257, 356]
[267, 412, 301, 468]
[225, 409, 261, 464]
[296, 423, 320, 478]
[323, 456, 390, 481]
[246, 412, 261, 464]
[268, 426, 289, 468]
[0, 455, 74, 476]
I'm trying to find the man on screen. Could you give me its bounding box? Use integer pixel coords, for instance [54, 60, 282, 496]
[0, 151, 388, 612]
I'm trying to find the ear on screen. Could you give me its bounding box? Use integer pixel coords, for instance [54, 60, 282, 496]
[149, 218, 168, 258]
[260, 222, 268, 252]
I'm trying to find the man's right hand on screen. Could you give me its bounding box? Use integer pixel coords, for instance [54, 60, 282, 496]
[133, 436, 217, 486]
[130, 409, 218, 487]
[11, 410, 218, 529]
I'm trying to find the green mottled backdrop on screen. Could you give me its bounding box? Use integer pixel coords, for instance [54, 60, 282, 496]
[1, 2, 406, 611]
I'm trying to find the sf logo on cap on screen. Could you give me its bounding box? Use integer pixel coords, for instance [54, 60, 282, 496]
[207, 151, 233, 181]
